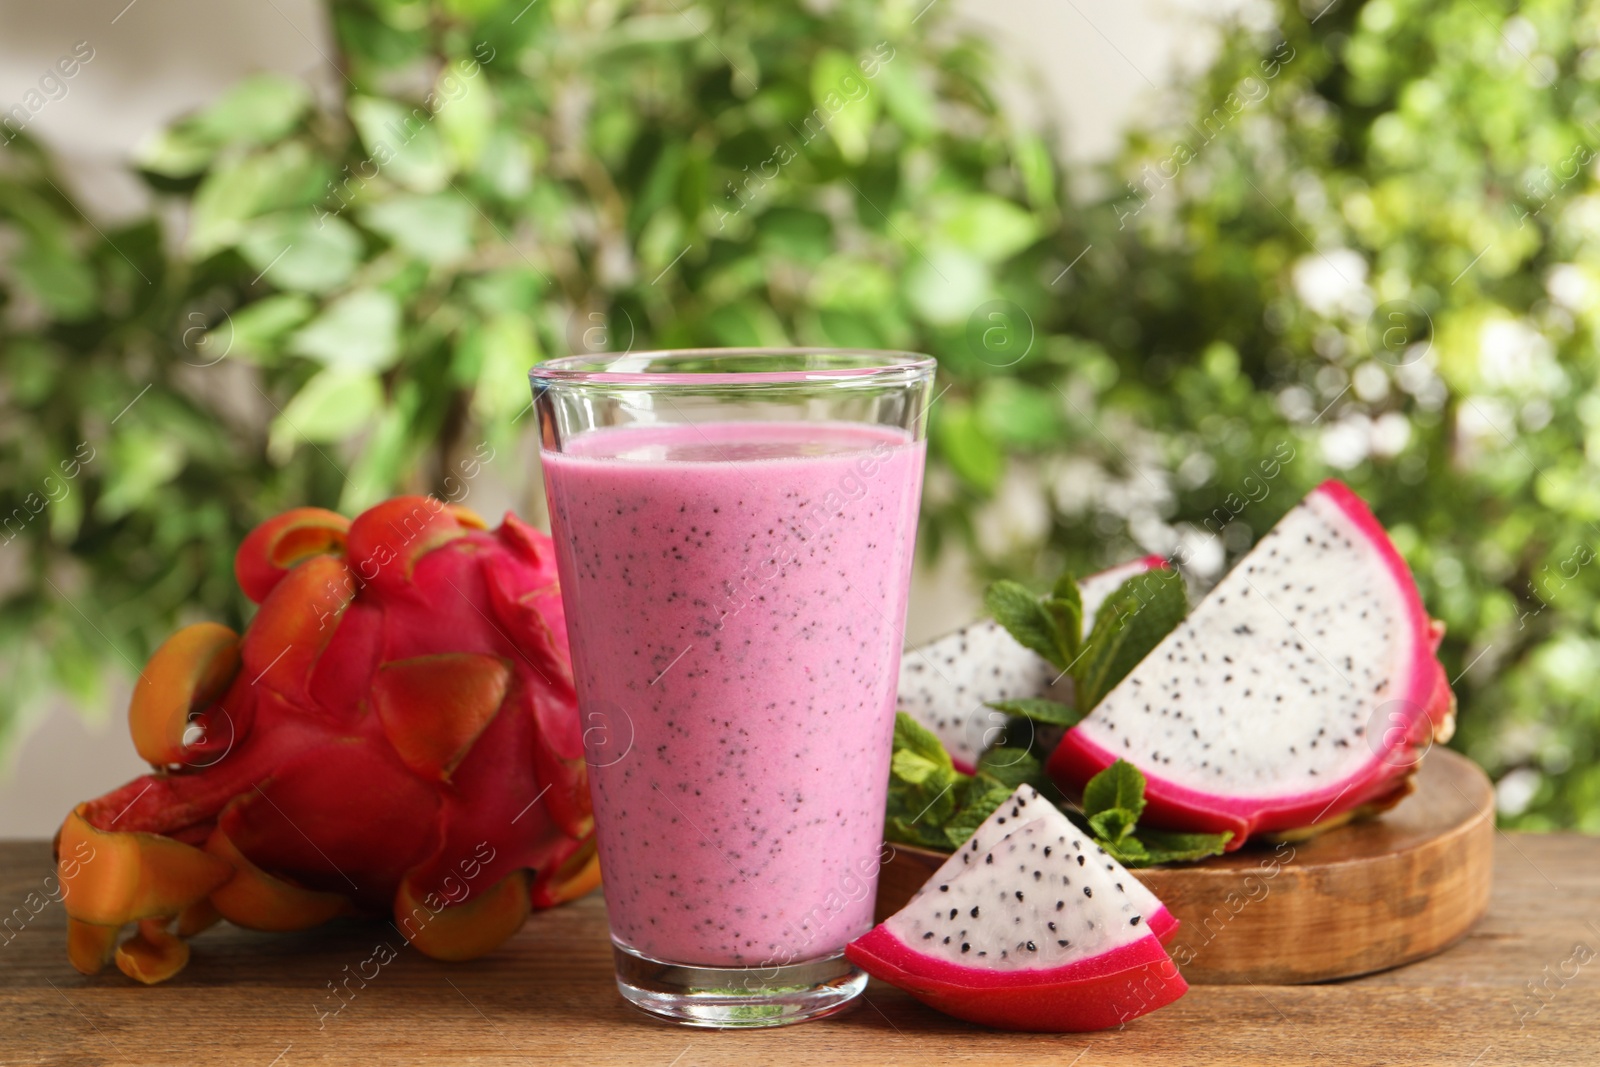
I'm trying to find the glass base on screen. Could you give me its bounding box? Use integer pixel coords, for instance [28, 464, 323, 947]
[612, 942, 865, 1028]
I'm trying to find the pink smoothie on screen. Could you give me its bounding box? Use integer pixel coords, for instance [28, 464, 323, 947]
[542, 420, 925, 968]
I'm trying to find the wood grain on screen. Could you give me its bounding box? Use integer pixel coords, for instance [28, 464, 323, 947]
[2, 818, 1595, 1065]
[878, 748, 1496, 985]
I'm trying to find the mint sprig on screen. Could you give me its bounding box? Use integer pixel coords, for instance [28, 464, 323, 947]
[983, 697, 1086, 727]
[886, 563, 1226, 867]
[983, 565, 1188, 728]
[884, 713, 964, 850]
[1080, 759, 1232, 867]
[884, 713, 1053, 852]
[1074, 568, 1188, 710]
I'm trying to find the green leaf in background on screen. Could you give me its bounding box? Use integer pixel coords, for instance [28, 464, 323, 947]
[810, 50, 880, 164]
[433, 63, 495, 170]
[238, 212, 363, 293]
[137, 73, 311, 178]
[1072, 569, 1188, 710]
[186, 141, 325, 257]
[811, 256, 896, 311]
[976, 379, 1061, 448]
[342, 386, 422, 513]
[137, 129, 220, 182]
[705, 301, 791, 348]
[758, 208, 833, 264]
[5, 338, 56, 406]
[475, 128, 534, 199]
[288, 290, 402, 372]
[94, 430, 185, 522]
[348, 95, 453, 193]
[934, 194, 1038, 263]
[903, 247, 987, 326]
[361, 194, 475, 265]
[267, 369, 384, 463]
[178, 73, 311, 148]
[219, 293, 315, 363]
[932, 401, 1003, 492]
[13, 231, 97, 320]
[875, 59, 936, 139]
[1011, 130, 1057, 213]
[469, 312, 540, 428]
[984, 696, 1083, 727]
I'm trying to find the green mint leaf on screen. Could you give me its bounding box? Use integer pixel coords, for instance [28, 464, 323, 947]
[985, 696, 1085, 727]
[1044, 570, 1083, 662]
[974, 746, 1048, 792]
[884, 778, 960, 840]
[1051, 568, 1084, 606]
[1072, 568, 1187, 709]
[1088, 806, 1140, 843]
[893, 710, 953, 771]
[885, 816, 957, 851]
[1100, 834, 1150, 866]
[885, 711, 966, 848]
[943, 778, 1016, 850]
[890, 748, 945, 787]
[1082, 759, 1147, 823]
[1131, 828, 1234, 865]
[984, 579, 1069, 669]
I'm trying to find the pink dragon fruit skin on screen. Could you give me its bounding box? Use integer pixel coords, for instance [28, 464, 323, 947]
[1048, 480, 1457, 849]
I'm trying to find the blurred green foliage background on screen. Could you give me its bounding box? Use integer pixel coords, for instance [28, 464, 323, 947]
[1, 0, 1594, 828]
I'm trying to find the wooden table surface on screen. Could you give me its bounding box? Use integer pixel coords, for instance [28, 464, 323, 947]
[2, 834, 1596, 1066]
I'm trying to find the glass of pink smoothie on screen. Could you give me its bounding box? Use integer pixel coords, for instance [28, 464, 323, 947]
[531, 349, 933, 1027]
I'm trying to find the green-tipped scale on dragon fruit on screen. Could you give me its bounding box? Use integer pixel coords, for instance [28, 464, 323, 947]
[898, 557, 1168, 773]
[848, 785, 1186, 1032]
[1047, 480, 1456, 848]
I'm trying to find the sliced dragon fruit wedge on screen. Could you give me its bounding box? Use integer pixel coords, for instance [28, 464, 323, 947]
[1048, 480, 1456, 849]
[848, 793, 1186, 1031]
[899, 556, 1168, 772]
[912, 784, 1178, 945]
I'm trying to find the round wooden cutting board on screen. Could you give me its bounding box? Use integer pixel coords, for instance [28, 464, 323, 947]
[874, 748, 1495, 985]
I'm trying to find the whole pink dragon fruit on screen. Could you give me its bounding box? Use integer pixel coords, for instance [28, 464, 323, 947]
[56, 497, 596, 982]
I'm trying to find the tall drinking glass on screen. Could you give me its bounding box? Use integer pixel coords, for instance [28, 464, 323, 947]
[531, 349, 933, 1028]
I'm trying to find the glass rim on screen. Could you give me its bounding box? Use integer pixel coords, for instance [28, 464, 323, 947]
[529, 347, 935, 387]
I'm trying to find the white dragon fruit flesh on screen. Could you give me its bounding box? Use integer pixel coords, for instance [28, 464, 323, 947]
[898, 557, 1168, 773]
[848, 785, 1186, 1031]
[912, 784, 1178, 945]
[1048, 480, 1455, 848]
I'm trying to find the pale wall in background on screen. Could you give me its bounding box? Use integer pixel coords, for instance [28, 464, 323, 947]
[0, 0, 1203, 836]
